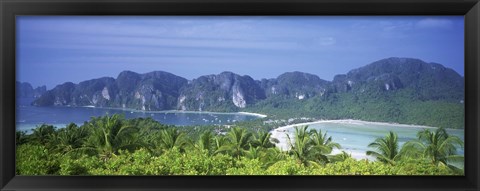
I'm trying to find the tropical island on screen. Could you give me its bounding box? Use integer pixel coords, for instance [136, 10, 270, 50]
[25, 57, 464, 129]
[16, 57, 465, 175]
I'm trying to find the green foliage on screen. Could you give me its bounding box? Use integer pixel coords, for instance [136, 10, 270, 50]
[216, 127, 253, 159]
[195, 131, 215, 155]
[155, 128, 188, 153]
[287, 126, 339, 166]
[16, 144, 60, 175]
[30, 124, 57, 147]
[252, 131, 277, 149]
[51, 123, 90, 156]
[16, 131, 29, 146]
[328, 151, 352, 163]
[226, 157, 265, 175]
[88, 149, 155, 175]
[59, 154, 100, 175]
[402, 127, 464, 169]
[366, 131, 400, 165]
[83, 114, 141, 160]
[245, 89, 464, 129]
[90, 148, 234, 175]
[16, 115, 464, 176]
[313, 158, 395, 175]
[265, 156, 309, 175]
[393, 158, 458, 175]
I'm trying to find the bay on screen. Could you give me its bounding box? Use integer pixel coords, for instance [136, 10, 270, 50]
[271, 120, 465, 160]
[17, 97, 466, 162]
[16, 98, 261, 133]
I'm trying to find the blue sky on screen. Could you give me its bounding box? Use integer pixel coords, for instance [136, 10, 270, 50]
[17, 16, 464, 89]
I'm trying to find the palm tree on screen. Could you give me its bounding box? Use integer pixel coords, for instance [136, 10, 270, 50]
[30, 124, 57, 147]
[245, 144, 261, 159]
[366, 131, 401, 165]
[82, 114, 140, 161]
[52, 123, 89, 156]
[403, 127, 464, 168]
[329, 151, 352, 163]
[16, 131, 29, 146]
[252, 131, 277, 149]
[213, 135, 227, 154]
[157, 128, 188, 152]
[309, 129, 341, 164]
[261, 147, 288, 168]
[216, 127, 252, 159]
[286, 126, 330, 166]
[196, 131, 214, 153]
[286, 126, 308, 163]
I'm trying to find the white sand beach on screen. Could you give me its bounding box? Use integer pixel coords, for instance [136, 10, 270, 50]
[237, 112, 267, 118]
[78, 106, 268, 118]
[269, 119, 440, 160]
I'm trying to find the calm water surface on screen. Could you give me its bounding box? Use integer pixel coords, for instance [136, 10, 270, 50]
[273, 121, 464, 160]
[17, 98, 465, 161]
[16, 98, 260, 133]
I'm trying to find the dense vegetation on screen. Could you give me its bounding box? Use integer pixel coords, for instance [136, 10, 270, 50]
[244, 88, 464, 129]
[29, 57, 464, 129]
[16, 114, 463, 175]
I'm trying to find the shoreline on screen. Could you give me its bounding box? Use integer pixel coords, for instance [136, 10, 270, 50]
[270, 119, 440, 133]
[237, 112, 267, 118]
[77, 105, 268, 118]
[269, 119, 454, 160]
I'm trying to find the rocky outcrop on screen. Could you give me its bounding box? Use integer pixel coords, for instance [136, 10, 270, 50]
[33, 71, 188, 110]
[331, 57, 464, 101]
[16, 81, 47, 98]
[259, 71, 329, 99]
[30, 57, 464, 111]
[177, 72, 265, 111]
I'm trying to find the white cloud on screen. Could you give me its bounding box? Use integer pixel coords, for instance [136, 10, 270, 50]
[416, 18, 453, 29]
[296, 37, 336, 48]
[382, 22, 414, 31]
[318, 37, 336, 46]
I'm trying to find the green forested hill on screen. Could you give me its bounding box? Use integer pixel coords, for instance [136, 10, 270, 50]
[244, 88, 464, 129]
[247, 57, 464, 129]
[29, 57, 464, 128]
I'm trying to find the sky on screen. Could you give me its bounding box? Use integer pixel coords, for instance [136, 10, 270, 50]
[16, 16, 464, 89]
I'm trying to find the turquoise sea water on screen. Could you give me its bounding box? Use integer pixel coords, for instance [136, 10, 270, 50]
[273, 120, 465, 160]
[16, 98, 260, 133]
[17, 98, 465, 161]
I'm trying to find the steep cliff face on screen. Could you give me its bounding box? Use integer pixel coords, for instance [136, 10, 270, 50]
[132, 71, 188, 110]
[177, 72, 266, 111]
[115, 70, 142, 108]
[34, 82, 76, 106]
[16, 82, 47, 98]
[259, 71, 329, 99]
[331, 57, 464, 101]
[68, 77, 117, 106]
[33, 71, 188, 110]
[31, 57, 464, 112]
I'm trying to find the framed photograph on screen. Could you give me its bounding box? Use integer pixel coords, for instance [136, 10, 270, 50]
[1, 0, 479, 190]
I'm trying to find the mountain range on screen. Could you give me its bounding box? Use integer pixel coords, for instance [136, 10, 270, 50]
[21, 57, 465, 128]
[16, 82, 47, 98]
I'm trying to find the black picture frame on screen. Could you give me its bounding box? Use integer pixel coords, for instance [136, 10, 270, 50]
[1, 0, 479, 191]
